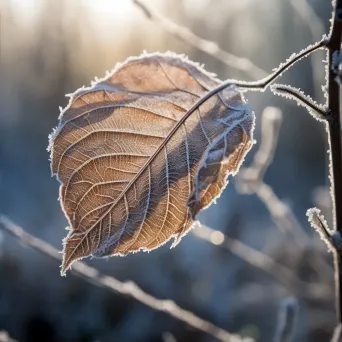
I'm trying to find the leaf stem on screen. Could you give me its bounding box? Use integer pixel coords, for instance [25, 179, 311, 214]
[204, 37, 326, 100]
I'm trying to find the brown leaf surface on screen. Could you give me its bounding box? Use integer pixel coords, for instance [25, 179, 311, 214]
[48, 52, 255, 275]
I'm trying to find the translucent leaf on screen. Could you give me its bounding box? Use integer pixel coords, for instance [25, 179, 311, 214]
[48, 52, 255, 274]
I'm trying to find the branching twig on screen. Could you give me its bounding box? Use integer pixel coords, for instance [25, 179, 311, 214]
[307, 208, 334, 252]
[133, 0, 267, 79]
[325, 0, 342, 324]
[220, 38, 326, 93]
[289, 0, 326, 95]
[0, 215, 252, 342]
[263, 0, 342, 329]
[270, 84, 328, 121]
[169, 38, 327, 139]
[193, 223, 331, 300]
[236, 107, 332, 279]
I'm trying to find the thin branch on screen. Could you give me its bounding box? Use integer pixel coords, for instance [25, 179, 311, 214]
[271, 84, 328, 121]
[198, 37, 326, 101]
[326, 0, 342, 324]
[192, 223, 331, 300]
[307, 207, 334, 252]
[289, 0, 326, 95]
[224, 37, 326, 92]
[170, 38, 326, 135]
[273, 0, 342, 327]
[235, 108, 332, 279]
[133, 0, 267, 79]
[0, 215, 251, 342]
[254, 183, 332, 280]
[273, 298, 298, 342]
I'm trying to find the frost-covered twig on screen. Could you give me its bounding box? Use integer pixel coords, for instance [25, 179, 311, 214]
[169, 38, 326, 134]
[236, 107, 332, 278]
[193, 223, 331, 300]
[133, 0, 267, 79]
[307, 208, 334, 251]
[222, 37, 326, 92]
[273, 298, 298, 342]
[289, 0, 326, 94]
[0, 215, 251, 342]
[325, 0, 342, 324]
[271, 84, 328, 121]
[273, 0, 342, 327]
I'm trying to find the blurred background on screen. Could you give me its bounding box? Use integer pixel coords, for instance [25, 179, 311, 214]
[0, 0, 336, 341]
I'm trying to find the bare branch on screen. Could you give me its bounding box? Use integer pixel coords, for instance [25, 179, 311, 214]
[196, 37, 326, 101]
[273, 298, 298, 342]
[133, 0, 267, 79]
[134, 0, 326, 93]
[326, 0, 342, 324]
[0, 215, 251, 342]
[224, 37, 326, 92]
[289, 0, 326, 95]
[270, 84, 328, 121]
[235, 107, 332, 279]
[307, 207, 333, 251]
[192, 223, 331, 300]
[169, 38, 326, 133]
[254, 183, 332, 281]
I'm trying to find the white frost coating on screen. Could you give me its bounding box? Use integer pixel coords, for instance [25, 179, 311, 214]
[47, 51, 219, 158]
[50, 50, 256, 273]
[323, 49, 330, 105]
[306, 207, 333, 252]
[270, 84, 327, 122]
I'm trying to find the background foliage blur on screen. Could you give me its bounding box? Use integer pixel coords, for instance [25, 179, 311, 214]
[0, 0, 335, 341]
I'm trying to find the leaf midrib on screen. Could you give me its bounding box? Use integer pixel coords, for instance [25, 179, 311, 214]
[63, 79, 238, 268]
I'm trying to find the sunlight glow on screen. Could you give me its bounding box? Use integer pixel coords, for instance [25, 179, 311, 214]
[9, 0, 42, 22]
[82, 0, 133, 18]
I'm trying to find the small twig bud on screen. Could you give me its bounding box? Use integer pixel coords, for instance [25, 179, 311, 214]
[306, 207, 334, 252]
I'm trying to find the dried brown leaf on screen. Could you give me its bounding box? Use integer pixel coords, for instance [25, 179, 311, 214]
[48, 52, 255, 275]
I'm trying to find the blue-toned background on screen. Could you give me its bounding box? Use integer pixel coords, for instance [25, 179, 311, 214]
[0, 1, 334, 341]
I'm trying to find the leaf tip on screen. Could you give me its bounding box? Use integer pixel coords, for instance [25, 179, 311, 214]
[60, 251, 77, 277]
[60, 232, 82, 277]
